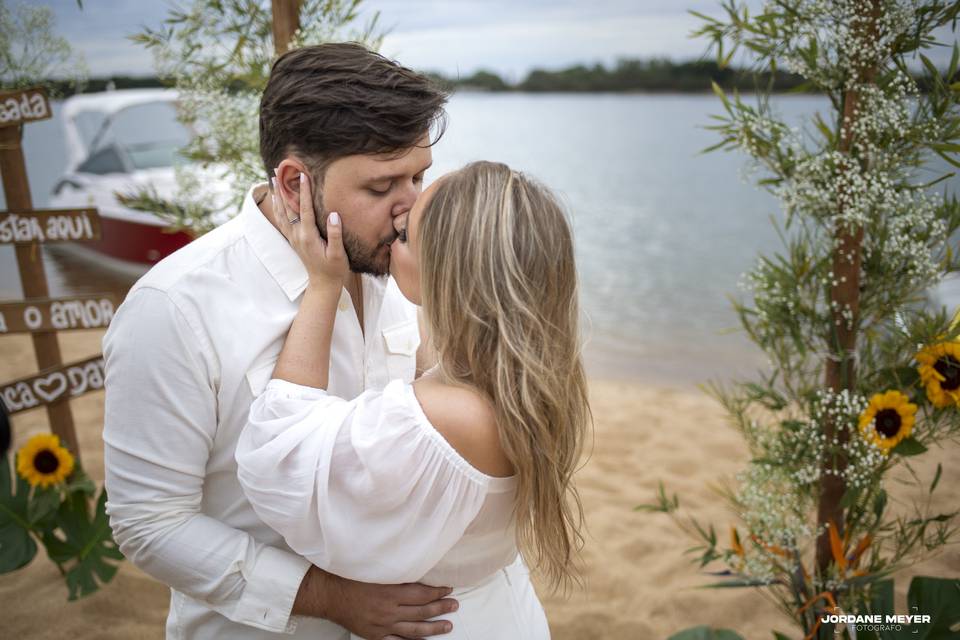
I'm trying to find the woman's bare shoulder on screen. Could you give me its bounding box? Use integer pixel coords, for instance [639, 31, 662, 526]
[411, 377, 514, 478]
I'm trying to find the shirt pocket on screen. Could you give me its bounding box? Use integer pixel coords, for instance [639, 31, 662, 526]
[244, 358, 278, 398]
[382, 319, 420, 383]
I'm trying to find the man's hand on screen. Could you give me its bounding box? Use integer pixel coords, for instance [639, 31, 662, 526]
[293, 566, 458, 639]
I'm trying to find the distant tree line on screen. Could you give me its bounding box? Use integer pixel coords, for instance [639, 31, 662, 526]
[429, 58, 815, 93]
[48, 57, 951, 96]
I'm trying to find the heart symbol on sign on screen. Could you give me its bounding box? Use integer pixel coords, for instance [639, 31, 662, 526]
[33, 373, 68, 403]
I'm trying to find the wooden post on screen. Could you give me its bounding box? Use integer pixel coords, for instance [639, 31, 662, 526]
[271, 0, 302, 55]
[0, 119, 82, 461]
[815, 0, 881, 577]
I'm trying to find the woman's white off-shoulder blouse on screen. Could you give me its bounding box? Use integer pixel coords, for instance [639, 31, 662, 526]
[235, 378, 519, 587]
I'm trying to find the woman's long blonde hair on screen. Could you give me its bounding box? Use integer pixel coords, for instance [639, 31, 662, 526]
[418, 161, 591, 592]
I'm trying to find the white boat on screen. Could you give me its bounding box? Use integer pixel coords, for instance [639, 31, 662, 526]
[48, 89, 227, 275]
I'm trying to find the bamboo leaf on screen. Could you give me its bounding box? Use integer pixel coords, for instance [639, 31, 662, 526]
[930, 463, 942, 494]
[934, 149, 960, 169]
[698, 578, 777, 588]
[919, 53, 941, 81]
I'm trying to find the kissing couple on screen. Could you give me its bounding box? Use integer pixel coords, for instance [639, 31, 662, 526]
[102, 42, 590, 640]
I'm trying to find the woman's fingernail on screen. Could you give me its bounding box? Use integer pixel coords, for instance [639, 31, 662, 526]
[329, 211, 340, 226]
[300, 172, 305, 183]
[271, 177, 277, 192]
[273, 167, 279, 177]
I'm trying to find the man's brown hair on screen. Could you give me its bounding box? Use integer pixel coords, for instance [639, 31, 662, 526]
[259, 42, 448, 179]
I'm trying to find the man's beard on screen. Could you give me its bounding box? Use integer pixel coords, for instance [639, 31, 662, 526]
[315, 194, 396, 276]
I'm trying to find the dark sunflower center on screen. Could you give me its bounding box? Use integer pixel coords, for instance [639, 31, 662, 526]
[934, 355, 960, 391]
[33, 450, 60, 474]
[874, 409, 902, 438]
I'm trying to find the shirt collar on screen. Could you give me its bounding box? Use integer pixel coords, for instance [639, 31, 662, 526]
[242, 183, 310, 301]
[241, 183, 393, 304]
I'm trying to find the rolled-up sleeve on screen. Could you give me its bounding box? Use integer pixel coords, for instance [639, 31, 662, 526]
[236, 379, 490, 585]
[103, 287, 310, 633]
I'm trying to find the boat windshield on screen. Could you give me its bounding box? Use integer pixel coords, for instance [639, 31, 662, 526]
[86, 101, 192, 170]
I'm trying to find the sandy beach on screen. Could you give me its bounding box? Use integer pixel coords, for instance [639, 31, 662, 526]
[1, 329, 957, 640]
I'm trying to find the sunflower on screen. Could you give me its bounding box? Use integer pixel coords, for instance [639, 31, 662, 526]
[16, 434, 75, 488]
[858, 390, 917, 454]
[916, 341, 960, 409]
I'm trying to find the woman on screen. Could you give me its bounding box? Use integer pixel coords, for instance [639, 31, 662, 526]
[236, 161, 590, 638]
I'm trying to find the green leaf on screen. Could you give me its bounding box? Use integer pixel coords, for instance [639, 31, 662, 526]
[934, 149, 960, 169]
[27, 486, 61, 529]
[40, 489, 123, 600]
[919, 54, 941, 83]
[930, 463, 942, 494]
[668, 626, 745, 640]
[906, 512, 957, 526]
[929, 142, 960, 153]
[0, 455, 38, 573]
[872, 364, 921, 389]
[873, 489, 887, 521]
[64, 466, 96, 498]
[840, 486, 860, 509]
[906, 576, 960, 639]
[711, 80, 731, 110]
[891, 437, 927, 457]
[699, 577, 776, 588]
[862, 578, 894, 622]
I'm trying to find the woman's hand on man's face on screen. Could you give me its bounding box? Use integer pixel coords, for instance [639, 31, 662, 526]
[271, 171, 349, 288]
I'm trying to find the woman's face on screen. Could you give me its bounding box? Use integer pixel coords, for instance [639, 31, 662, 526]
[389, 176, 445, 305]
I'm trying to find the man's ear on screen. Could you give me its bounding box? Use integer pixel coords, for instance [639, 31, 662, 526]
[275, 159, 310, 213]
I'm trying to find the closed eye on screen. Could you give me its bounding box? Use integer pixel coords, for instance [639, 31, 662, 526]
[398, 227, 408, 243]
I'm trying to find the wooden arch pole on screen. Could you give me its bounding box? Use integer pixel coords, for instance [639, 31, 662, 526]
[0, 121, 81, 461]
[271, 0, 302, 55]
[814, 0, 881, 577]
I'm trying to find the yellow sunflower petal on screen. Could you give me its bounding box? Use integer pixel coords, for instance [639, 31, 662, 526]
[15, 433, 75, 488]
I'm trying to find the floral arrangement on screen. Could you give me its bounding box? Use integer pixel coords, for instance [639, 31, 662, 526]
[639, 1, 960, 638]
[1, 434, 120, 600]
[0, 0, 116, 602]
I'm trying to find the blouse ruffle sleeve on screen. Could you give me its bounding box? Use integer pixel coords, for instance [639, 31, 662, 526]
[236, 378, 494, 584]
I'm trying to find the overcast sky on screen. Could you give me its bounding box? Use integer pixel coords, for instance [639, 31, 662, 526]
[33, 0, 959, 80]
[35, 0, 752, 79]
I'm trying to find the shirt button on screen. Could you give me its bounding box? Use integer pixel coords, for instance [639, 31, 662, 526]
[338, 300, 348, 312]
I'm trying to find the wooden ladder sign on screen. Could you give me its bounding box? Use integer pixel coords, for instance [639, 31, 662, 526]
[0, 208, 101, 244]
[1, 356, 106, 417]
[0, 86, 114, 462]
[0, 294, 120, 334]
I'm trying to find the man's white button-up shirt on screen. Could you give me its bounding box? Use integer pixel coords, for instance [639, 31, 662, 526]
[102, 185, 420, 639]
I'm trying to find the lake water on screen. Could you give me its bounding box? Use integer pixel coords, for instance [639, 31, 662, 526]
[2, 93, 956, 386]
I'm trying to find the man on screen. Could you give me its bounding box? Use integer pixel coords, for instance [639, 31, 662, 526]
[102, 43, 457, 639]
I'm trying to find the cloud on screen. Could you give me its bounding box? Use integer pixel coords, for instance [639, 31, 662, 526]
[366, 0, 723, 76]
[31, 0, 960, 78]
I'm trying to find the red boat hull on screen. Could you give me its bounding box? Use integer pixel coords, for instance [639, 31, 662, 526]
[87, 215, 194, 265]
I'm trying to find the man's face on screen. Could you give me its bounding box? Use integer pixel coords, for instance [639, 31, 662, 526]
[315, 135, 432, 276]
